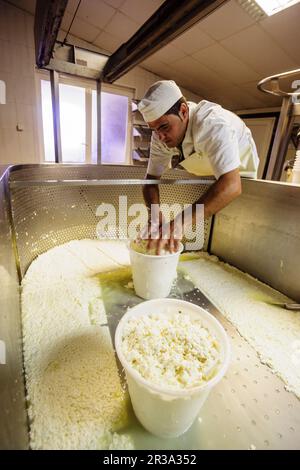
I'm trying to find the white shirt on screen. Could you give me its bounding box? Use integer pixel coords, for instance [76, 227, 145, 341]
[147, 100, 259, 179]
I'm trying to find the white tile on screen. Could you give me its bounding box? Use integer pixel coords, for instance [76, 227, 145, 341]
[205, 94, 238, 111]
[18, 130, 37, 163]
[28, 46, 36, 65]
[16, 103, 35, 131]
[6, 5, 27, 45]
[150, 44, 186, 64]
[193, 44, 259, 85]
[120, 0, 164, 23]
[171, 26, 215, 54]
[239, 81, 282, 107]
[66, 0, 81, 16]
[172, 56, 226, 92]
[104, 11, 139, 41]
[60, 11, 73, 31]
[259, 3, 300, 63]
[13, 76, 36, 105]
[11, 45, 35, 77]
[116, 69, 137, 90]
[139, 60, 173, 79]
[0, 128, 20, 163]
[93, 31, 121, 53]
[8, 0, 36, 16]
[0, 1, 9, 41]
[25, 13, 35, 48]
[215, 85, 266, 110]
[0, 102, 17, 129]
[104, 0, 125, 8]
[77, 0, 115, 29]
[61, 11, 101, 43]
[221, 25, 298, 77]
[199, 0, 255, 41]
[141, 56, 161, 69]
[0, 40, 12, 73]
[202, 86, 253, 110]
[0, 72, 15, 103]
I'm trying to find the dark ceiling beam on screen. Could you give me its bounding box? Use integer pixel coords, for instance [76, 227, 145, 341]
[34, 0, 68, 68]
[101, 0, 229, 83]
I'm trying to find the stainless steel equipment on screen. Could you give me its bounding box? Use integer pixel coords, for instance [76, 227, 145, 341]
[1, 164, 300, 450]
[258, 68, 300, 181]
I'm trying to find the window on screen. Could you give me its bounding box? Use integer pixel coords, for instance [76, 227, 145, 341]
[41, 79, 55, 162]
[60, 83, 86, 163]
[92, 88, 130, 164]
[38, 73, 133, 165]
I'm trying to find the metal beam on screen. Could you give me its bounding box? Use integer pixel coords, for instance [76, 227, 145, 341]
[101, 0, 228, 83]
[45, 58, 101, 80]
[34, 0, 68, 68]
[50, 70, 62, 163]
[266, 97, 293, 181]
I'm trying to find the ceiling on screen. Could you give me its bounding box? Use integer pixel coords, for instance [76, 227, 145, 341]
[7, 0, 300, 110]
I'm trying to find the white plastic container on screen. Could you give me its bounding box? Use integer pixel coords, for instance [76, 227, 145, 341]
[129, 243, 183, 299]
[115, 298, 231, 438]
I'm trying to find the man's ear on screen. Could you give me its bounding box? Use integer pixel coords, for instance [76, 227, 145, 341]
[179, 103, 188, 120]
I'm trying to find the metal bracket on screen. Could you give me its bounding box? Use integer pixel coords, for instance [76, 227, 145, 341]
[258, 68, 300, 99]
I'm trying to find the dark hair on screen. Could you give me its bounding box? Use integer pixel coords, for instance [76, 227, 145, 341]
[164, 97, 187, 116]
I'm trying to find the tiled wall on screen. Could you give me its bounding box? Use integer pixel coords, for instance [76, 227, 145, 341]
[0, 0, 201, 165]
[0, 1, 40, 164]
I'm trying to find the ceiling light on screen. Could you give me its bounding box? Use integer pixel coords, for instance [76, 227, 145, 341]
[237, 0, 300, 18]
[255, 0, 300, 16]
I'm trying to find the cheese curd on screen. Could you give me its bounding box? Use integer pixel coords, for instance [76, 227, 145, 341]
[121, 312, 220, 389]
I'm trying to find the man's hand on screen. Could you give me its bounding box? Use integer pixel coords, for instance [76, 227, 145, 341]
[146, 217, 183, 255]
[139, 208, 164, 240]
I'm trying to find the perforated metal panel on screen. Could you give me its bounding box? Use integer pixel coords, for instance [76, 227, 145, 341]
[101, 273, 300, 450]
[9, 165, 214, 277]
[2, 165, 300, 450]
[0, 168, 28, 450]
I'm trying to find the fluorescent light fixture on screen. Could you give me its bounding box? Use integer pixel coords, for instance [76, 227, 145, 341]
[255, 0, 300, 16]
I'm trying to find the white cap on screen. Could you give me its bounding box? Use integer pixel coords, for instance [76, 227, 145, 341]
[138, 80, 183, 122]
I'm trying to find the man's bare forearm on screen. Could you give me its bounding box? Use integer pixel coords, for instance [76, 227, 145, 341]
[143, 169, 241, 233]
[142, 174, 160, 212]
[191, 169, 242, 222]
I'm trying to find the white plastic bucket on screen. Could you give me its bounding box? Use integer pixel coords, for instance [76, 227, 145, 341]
[115, 298, 231, 438]
[129, 243, 183, 300]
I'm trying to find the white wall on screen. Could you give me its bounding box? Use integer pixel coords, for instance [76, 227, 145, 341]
[0, 0, 40, 164]
[0, 0, 202, 165]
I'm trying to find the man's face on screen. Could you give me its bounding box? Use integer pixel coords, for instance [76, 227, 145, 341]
[148, 104, 189, 148]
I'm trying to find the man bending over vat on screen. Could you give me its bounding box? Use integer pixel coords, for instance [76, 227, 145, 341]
[138, 80, 259, 254]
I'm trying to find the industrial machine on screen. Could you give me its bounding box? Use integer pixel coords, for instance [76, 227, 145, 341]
[1, 164, 299, 449]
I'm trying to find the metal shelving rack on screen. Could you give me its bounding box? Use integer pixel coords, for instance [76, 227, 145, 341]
[132, 99, 152, 166]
